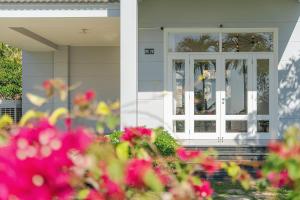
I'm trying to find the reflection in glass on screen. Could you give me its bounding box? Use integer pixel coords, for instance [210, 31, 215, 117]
[194, 121, 216, 133]
[173, 120, 185, 133]
[257, 120, 269, 133]
[226, 121, 247, 133]
[168, 33, 219, 52]
[225, 60, 248, 115]
[173, 60, 185, 115]
[222, 32, 273, 52]
[257, 60, 269, 115]
[194, 60, 216, 115]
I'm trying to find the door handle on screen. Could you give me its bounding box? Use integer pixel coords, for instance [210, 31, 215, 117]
[221, 98, 225, 104]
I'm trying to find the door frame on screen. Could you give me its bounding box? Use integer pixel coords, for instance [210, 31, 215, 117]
[163, 28, 279, 146]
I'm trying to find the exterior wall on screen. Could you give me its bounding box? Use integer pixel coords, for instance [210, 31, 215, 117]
[69, 46, 120, 129]
[138, 0, 300, 133]
[22, 51, 54, 113]
[22, 46, 120, 126]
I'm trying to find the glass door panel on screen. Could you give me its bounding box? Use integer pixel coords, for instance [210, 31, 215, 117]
[254, 56, 272, 135]
[221, 56, 251, 139]
[170, 57, 190, 139]
[190, 55, 220, 139]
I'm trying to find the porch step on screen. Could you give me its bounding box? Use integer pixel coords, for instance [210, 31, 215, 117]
[186, 146, 268, 162]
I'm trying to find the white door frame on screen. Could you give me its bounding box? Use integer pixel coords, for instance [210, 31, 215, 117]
[163, 28, 279, 146]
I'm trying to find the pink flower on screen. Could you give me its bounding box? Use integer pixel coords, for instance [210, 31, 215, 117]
[267, 170, 290, 188]
[200, 157, 221, 175]
[193, 180, 214, 199]
[42, 80, 53, 90]
[86, 190, 105, 200]
[268, 141, 287, 157]
[85, 90, 96, 101]
[176, 147, 201, 161]
[121, 127, 152, 143]
[101, 174, 125, 200]
[73, 90, 96, 107]
[125, 159, 152, 188]
[0, 119, 93, 200]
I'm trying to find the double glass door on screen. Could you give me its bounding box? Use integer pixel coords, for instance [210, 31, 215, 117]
[168, 53, 274, 144]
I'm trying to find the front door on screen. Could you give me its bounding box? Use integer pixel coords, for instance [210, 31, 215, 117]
[167, 53, 274, 145]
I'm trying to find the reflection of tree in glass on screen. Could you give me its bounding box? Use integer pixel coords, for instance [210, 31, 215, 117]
[174, 62, 185, 115]
[176, 35, 219, 52]
[223, 33, 273, 52]
[257, 60, 269, 115]
[225, 60, 247, 115]
[194, 61, 216, 115]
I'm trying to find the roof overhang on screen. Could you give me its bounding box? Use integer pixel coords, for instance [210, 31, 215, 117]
[0, 1, 120, 51]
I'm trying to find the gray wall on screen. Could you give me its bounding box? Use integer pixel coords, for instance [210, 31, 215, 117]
[138, 0, 300, 132]
[22, 46, 120, 121]
[22, 51, 54, 112]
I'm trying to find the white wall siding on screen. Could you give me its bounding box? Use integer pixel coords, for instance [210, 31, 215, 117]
[138, 0, 300, 133]
[22, 51, 54, 113]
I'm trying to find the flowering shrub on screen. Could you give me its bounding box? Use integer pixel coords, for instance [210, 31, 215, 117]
[258, 127, 300, 199]
[0, 79, 253, 200]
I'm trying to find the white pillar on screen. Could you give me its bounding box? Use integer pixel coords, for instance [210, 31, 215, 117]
[120, 0, 138, 129]
[53, 46, 70, 110]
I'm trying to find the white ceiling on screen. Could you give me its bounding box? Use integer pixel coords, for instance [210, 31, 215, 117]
[0, 17, 120, 51]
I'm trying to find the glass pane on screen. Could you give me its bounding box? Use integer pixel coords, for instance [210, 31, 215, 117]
[257, 120, 269, 133]
[194, 121, 216, 133]
[173, 60, 185, 115]
[173, 120, 185, 133]
[194, 60, 216, 115]
[257, 59, 269, 115]
[225, 60, 248, 115]
[226, 121, 248, 133]
[168, 33, 219, 52]
[222, 32, 273, 52]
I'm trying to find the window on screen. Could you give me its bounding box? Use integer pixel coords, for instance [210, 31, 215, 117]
[168, 33, 219, 52]
[168, 31, 274, 53]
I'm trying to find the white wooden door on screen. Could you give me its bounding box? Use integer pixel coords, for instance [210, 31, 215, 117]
[189, 55, 221, 140]
[220, 54, 274, 142]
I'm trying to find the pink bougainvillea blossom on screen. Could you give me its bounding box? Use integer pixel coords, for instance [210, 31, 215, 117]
[73, 90, 96, 107]
[0, 119, 93, 200]
[125, 159, 152, 188]
[267, 170, 291, 188]
[193, 180, 214, 200]
[121, 127, 152, 143]
[176, 147, 201, 161]
[200, 157, 221, 175]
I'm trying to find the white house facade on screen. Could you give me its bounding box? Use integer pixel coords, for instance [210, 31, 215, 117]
[0, 0, 300, 146]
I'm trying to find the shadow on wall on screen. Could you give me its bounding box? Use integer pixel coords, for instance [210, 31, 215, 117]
[278, 57, 300, 133]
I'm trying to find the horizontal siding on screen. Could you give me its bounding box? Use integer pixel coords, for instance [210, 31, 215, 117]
[22, 51, 54, 113]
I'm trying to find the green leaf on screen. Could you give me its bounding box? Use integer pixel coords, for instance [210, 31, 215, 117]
[143, 170, 164, 192]
[287, 160, 300, 180]
[77, 189, 90, 199]
[116, 142, 129, 161]
[106, 115, 120, 130]
[107, 160, 124, 183]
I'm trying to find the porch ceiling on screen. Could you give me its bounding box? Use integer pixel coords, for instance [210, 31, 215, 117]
[0, 17, 120, 51]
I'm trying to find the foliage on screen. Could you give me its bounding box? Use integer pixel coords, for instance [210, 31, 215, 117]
[258, 127, 300, 199]
[108, 128, 179, 156]
[0, 43, 22, 100]
[0, 58, 22, 100]
[0, 79, 253, 200]
[153, 128, 179, 156]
